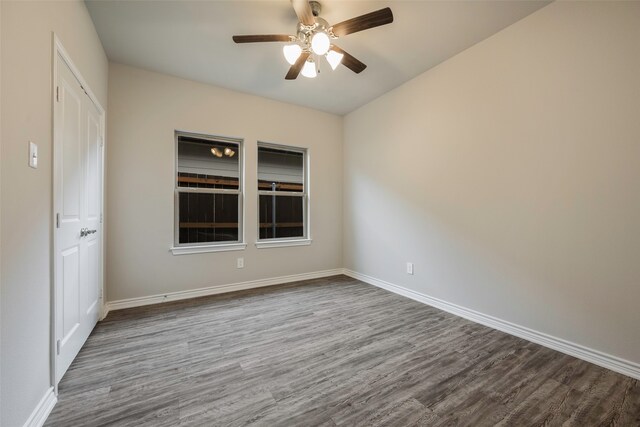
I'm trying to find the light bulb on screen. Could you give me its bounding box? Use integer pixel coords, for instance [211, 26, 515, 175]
[283, 44, 302, 65]
[211, 147, 222, 157]
[301, 59, 317, 78]
[311, 32, 330, 55]
[325, 49, 344, 70]
[224, 147, 235, 157]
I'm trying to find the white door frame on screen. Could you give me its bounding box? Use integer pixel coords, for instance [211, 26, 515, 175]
[51, 33, 106, 392]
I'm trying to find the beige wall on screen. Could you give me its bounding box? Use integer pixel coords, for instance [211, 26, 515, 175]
[0, 1, 108, 425]
[106, 63, 342, 302]
[344, 1, 640, 365]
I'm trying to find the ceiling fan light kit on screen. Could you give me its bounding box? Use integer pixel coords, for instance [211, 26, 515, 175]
[283, 43, 303, 65]
[325, 49, 344, 70]
[310, 29, 330, 55]
[233, 0, 393, 80]
[301, 57, 318, 78]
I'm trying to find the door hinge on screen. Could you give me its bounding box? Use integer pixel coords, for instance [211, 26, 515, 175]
[100, 213, 103, 223]
[56, 86, 60, 102]
[99, 136, 104, 147]
[56, 340, 61, 355]
[56, 213, 60, 228]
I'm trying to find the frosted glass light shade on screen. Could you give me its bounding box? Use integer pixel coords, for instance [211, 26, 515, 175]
[311, 32, 330, 55]
[301, 59, 317, 78]
[283, 44, 302, 65]
[326, 49, 344, 70]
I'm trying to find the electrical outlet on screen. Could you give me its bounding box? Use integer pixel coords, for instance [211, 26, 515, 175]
[237, 257, 244, 269]
[406, 262, 414, 275]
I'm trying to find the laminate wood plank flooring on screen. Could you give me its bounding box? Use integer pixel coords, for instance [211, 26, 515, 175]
[45, 275, 640, 426]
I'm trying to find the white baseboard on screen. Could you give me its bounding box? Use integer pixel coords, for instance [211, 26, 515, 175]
[106, 269, 344, 312]
[344, 269, 640, 380]
[23, 387, 56, 427]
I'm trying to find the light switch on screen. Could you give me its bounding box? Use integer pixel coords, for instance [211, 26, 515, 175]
[29, 142, 38, 169]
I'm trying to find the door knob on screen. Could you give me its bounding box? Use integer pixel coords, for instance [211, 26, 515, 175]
[80, 228, 97, 237]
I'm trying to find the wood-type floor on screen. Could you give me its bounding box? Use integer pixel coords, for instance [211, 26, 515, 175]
[46, 275, 640, 426]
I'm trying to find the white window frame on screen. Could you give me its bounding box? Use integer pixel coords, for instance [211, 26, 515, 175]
[256, 142, 311, 249]
[171, 130, 246, 255]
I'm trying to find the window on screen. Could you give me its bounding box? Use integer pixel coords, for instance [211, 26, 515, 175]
[175, 132, 243, 249]
[257, 143, 308, 243]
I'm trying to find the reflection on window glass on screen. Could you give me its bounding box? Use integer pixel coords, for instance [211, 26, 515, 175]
[258, 147, 303, 192]
[176, 133, 242, 245]
[257, 145, 306, 240]
[178, 137, 239, 190]
[259, 195, 304, 239]
[179, 193, 239, 244]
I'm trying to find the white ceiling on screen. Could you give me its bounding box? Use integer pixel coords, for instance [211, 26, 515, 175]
[86, 0, 550, 115]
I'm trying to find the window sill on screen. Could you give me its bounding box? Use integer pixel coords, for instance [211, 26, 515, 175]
[255, 238, 312, 249]
[170, 243, 246, 255]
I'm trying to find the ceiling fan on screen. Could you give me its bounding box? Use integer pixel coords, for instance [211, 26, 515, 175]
[232, 0, 393, 80]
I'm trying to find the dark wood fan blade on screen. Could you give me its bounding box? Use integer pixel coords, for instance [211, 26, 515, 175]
[330, 7, 393, 37]
[291, 0, 315, 26]
[331, 45, 367, 74]
[232, 35, 292, 43]
[285, 51, 311, 80]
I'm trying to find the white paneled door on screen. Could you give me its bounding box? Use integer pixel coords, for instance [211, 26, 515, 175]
[54, 52, 103, 383]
